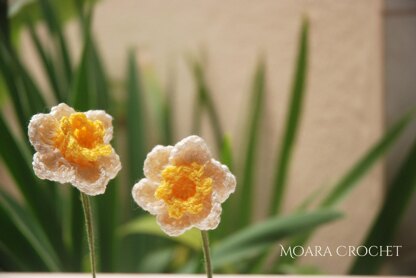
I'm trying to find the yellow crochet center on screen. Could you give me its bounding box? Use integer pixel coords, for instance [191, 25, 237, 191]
[155, 162, 212, 219]
[54, 113, 112, 167]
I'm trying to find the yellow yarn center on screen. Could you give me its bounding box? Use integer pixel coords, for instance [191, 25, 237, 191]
[155, 162, 212, 219]
[54, 113, 112, 167]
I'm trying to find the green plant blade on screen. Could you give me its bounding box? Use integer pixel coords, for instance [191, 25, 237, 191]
[0, 188, 62, 271]
[163, 65, 175, 144]
[137, 248, 174, 273]
[274, 112, 414, 270]
[320, 113, 414, 207]
[0, 240, 30, 271]
[0, 44, 31, 133]
[0, 114, 53, 226]
[270, 19, 309, 215]
[67, 188, 83, 271]
[0, 43, 48, 135]
[119, 51, 151, 271]
[26, 20, 62, 102]
[0, 0, 9, 43]
[126, 50, 147, 185]
[70, 36, 93, 110]
[350, 137, 416, 274]
[95, 180, 118, 272]
[189, 58, 224, 151]
[239, 59, 266, 227]
[90, 41, 110, 110]
[10, 0, 99, 45]
[142, 67, 173, 144]
[0, 203, 45, 271]
[212, 210, 341, 269]
[220, 134, 234, 170]
[119, 215, 201, 251]
[36, 0, 72, 93]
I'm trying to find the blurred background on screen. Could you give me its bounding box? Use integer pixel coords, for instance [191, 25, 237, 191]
[0, 0, 415, 275]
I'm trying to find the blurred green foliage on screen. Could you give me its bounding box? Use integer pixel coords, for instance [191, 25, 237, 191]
[0, 0, 415, 275]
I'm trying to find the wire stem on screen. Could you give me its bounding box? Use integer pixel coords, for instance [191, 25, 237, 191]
[201, 230, 213, 278]
[81, 193, 96, 278]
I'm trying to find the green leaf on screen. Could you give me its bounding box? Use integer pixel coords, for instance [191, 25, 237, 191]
[0, 43, 47, 137]
[137, 248, 174, 273]
[220, 134, 234, 170]
[0, 0, 10, 44]
[0, 189, 62, 271]
[0, 44, 31, 133]
[68, 188, 83, 271]
[70, 36, 93, 110]
[126, 50, 147, 185]
[119, 215, 201, 251]
[10, 0, 100, 43]
[120, 51, 152, 271]
[239, 59, 266, 227]
[0, 114, 52, 226]
[90, 40, 110, 110]
[270, 19, 309, 215]
[71, 31, 110, 110]
[274, 111, 414, 270]
[212, 210, 341, 269]
[321, 112, 414, 207]
[163, 65, 176, 144]
[36, 0, 72, 90]
[0, 202, 46, 271]
[26, 20, 62, 102]
[189, 57, 224, 151]
[350, 136, 416, 274]
[142, 66, 173, 144]
[95, 180, 118, 272]
[296, 184, 328, 212]
[0, 240, 30, 271]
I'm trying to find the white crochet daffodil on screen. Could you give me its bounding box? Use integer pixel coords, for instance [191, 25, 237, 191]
[132, 135, 236, 236]
[28, 103, 121, 195]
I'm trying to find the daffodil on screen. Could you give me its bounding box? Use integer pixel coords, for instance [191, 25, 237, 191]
[28, 103, 121, 195]
[132, 135, 236, 236]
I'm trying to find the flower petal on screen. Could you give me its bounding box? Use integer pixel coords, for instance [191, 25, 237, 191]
[132, 178, 164, 215]
[28, 114, 59, 153]
[205, 159, 236, 203]
[85, 110, 114, 144]
[72, 166, 106, 195]
[100, 151, 122, 180]
[195, 199, 222, 231]
[72, 151, 121, 196]
[156, 212, 194, 236]
[50, 103, 76, 120]
[155, 198, 213, 236]
[144, 145, 173, 182]
[170, 135, 211, 165]
[32, 151, 74, 184]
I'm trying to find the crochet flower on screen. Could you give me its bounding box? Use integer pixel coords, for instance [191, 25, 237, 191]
[132, 135, 236, 236]
[28, 103, 121, 195]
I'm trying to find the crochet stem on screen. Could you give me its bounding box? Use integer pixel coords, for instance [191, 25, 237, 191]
[201, 230, 213, 278]
[81, 193, 96, 278]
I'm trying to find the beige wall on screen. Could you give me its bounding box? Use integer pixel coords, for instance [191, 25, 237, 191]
[87, 0, 385, 274]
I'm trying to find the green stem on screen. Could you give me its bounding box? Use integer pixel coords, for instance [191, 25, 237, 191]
[201, 230, 213, 278]
[81, 193, 96, 278]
